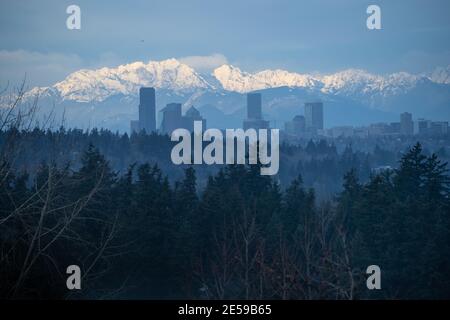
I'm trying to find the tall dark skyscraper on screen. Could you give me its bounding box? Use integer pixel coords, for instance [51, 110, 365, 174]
[243, 92, 269, 130]
[139, 87, 156, 133]
[400, 112, 414, 135]
[247, 93, 262, 120]
[305, 102, 324, 132]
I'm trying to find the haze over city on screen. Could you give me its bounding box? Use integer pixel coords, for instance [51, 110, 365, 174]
[1, 0, 450, 303]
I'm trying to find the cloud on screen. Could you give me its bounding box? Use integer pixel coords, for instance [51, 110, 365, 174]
[0, 50, 84, 88]
[92, 52, 127, 69]
[400, 50, 450, 74]
[178, 53, 228, 73]
[0, 50, 130, 89]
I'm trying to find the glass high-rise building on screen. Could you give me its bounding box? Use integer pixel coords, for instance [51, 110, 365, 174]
[243, 92, 269, 130]
[400, 112, 414, 135]
[305, 102, 323, 132]
[139, 87, 156, 133]
[247, 93, 262, 120]
[160, 103, 182, 134]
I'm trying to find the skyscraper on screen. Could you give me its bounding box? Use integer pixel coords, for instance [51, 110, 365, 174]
[183, 106, 206, 132]
[130, 120, 140, 134]
[247, 93, 262, 120]
[243, 92, 269, 130]
[305, 102, 323, 132]
[285, 115, 305, 136]
[430, 121, 449, 136]
[139, 87, 156, 133]
[400, 112, 414, 135]
[159, 104, 206, 134]
[160, 103, 182, 134]
[418, 118, 431, 135]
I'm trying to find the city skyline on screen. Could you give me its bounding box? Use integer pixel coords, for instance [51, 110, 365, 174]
[2, 0, 450, 303]
[2, 54, 448, 134]
[131, 86, 448, 138]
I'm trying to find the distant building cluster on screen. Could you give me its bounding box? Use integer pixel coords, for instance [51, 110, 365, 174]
[416, 118, 449, 136]
[159, 103, 206, 134]
[284, 102, 324, 137]
[321, 112, 448, 138]
[131, 86, 448, 139]
[130, 87, 206, 135]
[285, 107, 448, 139]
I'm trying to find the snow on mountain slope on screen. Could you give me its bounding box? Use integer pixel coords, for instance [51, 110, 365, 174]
[319, 69, 383, 95]
[44, 59, 211, 102]
[212, 65, 429, 99]
[319, 69, 423, 97]
[213, 64, 320, 93]
[5, 59, 449, 132]
[428, 65, 450, 84]
[15, 58, 449, 108]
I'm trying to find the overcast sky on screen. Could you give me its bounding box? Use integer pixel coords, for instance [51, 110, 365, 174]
[1, 0, 450, 87]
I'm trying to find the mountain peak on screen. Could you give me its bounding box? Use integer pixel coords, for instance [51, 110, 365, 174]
[213, 64, 320, 93]
[17, 59, 450, 106]
[52, 58, 210, 102]
[6, 60, 450, 132]
[429, 65, 450, 84]
[213, 64, 254, 93]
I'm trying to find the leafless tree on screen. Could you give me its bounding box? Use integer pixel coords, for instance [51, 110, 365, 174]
[0, 81, 121, 299]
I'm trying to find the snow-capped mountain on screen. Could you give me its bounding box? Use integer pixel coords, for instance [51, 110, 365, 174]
[23, 58, 442, 103]
[29, 59, 212, 103]
[428, 65, 450, 84]
[214, 65, 428, 98]
[5, 58, 450, 132]
[319, 69, 423, 96]
[213, 64, 320, 93]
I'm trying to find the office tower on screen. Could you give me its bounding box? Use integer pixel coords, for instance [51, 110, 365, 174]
[369, 123, 390, 136]
[160, 104, 208, 134]
[139, 87, 156, 133]
[285, 115, 305, 136]
[305, 102, 323, 133]
[160, 103, 182, 134]
[430, 121, 449, 136]
[247, 93, 262, 120]
[390, 122, 401, 134]
[130, 120, 140, 134]
[185, 106, 201, 119]
[418, 118, 431, 135]
[243, 118, 269, 130]
[400, 112, 414, 135]
[243, 92, 269, 130]
[183, 106, 206, 132]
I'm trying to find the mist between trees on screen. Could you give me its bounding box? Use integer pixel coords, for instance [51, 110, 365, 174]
[1, 84, 449, 299]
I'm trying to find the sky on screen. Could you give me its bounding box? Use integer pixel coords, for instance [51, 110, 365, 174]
[1, 0, 450, 87]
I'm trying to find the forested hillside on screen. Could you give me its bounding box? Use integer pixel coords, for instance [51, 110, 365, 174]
[1, 141, 449, 299]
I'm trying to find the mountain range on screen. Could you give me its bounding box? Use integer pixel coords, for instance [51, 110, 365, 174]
[6, 58, 450, 132]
